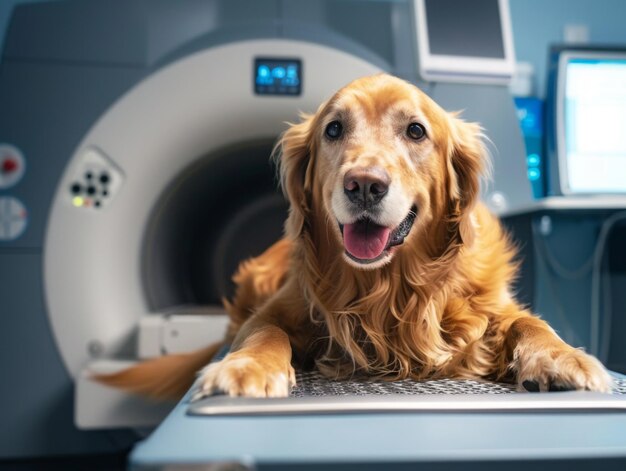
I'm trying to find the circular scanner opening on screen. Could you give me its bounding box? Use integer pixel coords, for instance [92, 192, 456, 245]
[142, 139, 288, 310]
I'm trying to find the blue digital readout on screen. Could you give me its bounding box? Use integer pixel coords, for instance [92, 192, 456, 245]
[254, 58, 302, 96]
[514, 97, 545, 198]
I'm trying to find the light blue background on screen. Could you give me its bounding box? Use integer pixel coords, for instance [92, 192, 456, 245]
[2, 0, 626, 97]
[508, 0, 626, 95]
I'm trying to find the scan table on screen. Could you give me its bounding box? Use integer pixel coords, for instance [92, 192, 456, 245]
[129, 371, 626, 470]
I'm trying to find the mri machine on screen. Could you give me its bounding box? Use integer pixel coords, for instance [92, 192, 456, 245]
[4, 0, 626, 468]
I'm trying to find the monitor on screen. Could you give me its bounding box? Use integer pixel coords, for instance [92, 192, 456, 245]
[547, 47, 626, 196]
[414, 0, 515, 84]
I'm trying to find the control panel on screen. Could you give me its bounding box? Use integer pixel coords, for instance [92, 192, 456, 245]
[0, 196, 28, 241]
[0, 144, 26, 190]
[67, 147, 124, 210]
[514, 97, 544, 199]
[254, 58, 302, 96]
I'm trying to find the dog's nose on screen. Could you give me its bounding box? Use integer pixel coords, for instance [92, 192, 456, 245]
[343, 167, 390, 207]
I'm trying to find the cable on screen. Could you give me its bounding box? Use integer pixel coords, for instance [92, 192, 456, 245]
[531, 218, 581, 346]
[590, 211, 626, 359]
[532, 217, 595, 280]
[600, 251, 613, 363]
[533, 211, 626, 358]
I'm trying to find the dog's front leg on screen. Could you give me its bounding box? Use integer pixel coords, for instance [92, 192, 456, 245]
[503, 314, 612, 393]
[193, 314, 296, 399]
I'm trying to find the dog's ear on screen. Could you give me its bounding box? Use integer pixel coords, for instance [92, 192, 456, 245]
[445, 115, 488, 247]
[274, 113, 317, 238]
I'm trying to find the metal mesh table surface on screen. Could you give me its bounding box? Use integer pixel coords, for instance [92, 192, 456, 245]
[289, 370, 626, 397]
[212, 347, 626, 397]
[188, 370, 626, 416]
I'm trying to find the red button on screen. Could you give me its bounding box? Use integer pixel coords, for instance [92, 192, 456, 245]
[2, 158, 18, 174]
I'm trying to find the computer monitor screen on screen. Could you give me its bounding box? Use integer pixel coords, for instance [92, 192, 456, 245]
[414, 0, 515, 83]
[425, 0, 505, 59]
[556, 51, 626, 194]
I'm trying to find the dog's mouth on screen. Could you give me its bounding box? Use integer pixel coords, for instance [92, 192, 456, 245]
[339, 206, 417, 264]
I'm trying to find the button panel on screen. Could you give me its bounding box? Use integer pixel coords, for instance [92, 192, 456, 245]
[68, 147, 124, 210]
[0, 144, 26, 190]
[0, 196, 28, 241]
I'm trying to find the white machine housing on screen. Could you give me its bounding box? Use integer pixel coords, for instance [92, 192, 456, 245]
[44, 39, 382, 428]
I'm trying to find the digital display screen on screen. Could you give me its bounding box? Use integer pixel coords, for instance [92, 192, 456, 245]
[563, 57, 626, 193]
[254, 58, 302, 96]
[425, 0, 505, 59]
[515, 97, 544, 199]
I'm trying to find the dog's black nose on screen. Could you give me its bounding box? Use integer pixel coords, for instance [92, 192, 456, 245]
[343, 167, 390, 207]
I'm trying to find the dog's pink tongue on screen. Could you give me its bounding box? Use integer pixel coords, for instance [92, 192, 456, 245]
[343, 220, 391, 260]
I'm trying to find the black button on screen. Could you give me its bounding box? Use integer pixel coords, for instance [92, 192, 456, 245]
[102, 189, 109, 197]
[99, 172, 110, 184]
[87, 186, 96, 196]
[70, 183, 82, 194]
[86, 172, 93, 180]
[95, 200, 101, 208]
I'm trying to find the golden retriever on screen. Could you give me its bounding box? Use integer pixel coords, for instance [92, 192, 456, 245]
[98, 74, 612, 400]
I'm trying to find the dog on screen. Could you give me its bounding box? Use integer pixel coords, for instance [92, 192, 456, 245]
[97, 74, 612, 400]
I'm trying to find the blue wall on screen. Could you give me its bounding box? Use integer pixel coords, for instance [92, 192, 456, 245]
[0, 0, 51, 56]
[3, 0, 626, 96]
[510, 0, 626, 96]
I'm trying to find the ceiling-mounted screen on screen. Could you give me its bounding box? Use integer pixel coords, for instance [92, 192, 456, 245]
[414, 0, 515, 84]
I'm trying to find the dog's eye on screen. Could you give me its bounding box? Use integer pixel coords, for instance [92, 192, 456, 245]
[407, 123, 426, 141]
[325, 121, 343, 140]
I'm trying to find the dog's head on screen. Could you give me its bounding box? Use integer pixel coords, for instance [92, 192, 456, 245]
[277, 74, 487, 269]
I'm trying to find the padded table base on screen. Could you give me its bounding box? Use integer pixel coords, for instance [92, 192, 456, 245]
[131, 372, 626, 470]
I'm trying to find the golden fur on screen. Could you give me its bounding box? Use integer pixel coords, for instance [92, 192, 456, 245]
[97, 74, 611, 399]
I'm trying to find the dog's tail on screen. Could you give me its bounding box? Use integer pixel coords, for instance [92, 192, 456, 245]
[93, 341, 224, 401]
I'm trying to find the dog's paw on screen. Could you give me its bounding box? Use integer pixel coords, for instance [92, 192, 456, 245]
[514, 345, 613, 393]
[192, 351, 296, 400]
